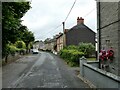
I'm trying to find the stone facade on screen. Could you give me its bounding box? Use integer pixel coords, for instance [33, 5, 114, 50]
[97, 2, 120, 76]
[56, 33, 64, 52]
[44, 38, 56, 52]
[33, 42, 40, 50]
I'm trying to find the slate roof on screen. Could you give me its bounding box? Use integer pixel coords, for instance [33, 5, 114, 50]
[68, 23, 95, 33]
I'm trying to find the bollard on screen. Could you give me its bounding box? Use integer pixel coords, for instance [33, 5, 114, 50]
[80, 56, 87, 77]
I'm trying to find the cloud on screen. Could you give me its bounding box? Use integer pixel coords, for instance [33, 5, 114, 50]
[22, 0, 97, 41]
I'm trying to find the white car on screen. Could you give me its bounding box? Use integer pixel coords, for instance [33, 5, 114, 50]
[32, 49, 39, 54]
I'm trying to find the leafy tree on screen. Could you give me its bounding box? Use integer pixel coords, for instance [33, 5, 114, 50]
[28, 42, 33, 49]
[21, 30, 35, 53]
[2, 2, 31, 60]
[78, 42, 95, 57]
[15, 40, 26, 49]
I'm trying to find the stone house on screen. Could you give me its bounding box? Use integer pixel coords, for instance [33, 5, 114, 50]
[33, 41, 45, 50]
[44, 38, 56, 52]
[39, 41, 45, 50]
[33, 41, 39, 50]
[56, 33, 64, 52]
[97, 2, 120, 76]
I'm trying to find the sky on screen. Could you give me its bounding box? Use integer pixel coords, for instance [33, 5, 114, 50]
[21, 0, 97, 41]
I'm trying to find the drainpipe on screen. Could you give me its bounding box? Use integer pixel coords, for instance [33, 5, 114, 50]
[98, 1, 101, 69]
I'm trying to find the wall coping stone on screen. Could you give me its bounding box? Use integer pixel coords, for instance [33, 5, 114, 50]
[87, 61, 99, 63]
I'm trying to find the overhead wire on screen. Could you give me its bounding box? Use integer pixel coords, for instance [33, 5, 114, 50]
[43, 24, 62, 35]
[64, 0, 77, 22]
[50, 0, 77, 35]
[38, 24, 62, 39]
[39, 0, 95, 40]
[84, 8, 95, 17]
[39, 0, 77, 39]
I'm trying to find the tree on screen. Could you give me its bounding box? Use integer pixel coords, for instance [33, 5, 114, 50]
[21, 30, 35, 53]
[28, 42, 33, 49]
[15, 40, 26, 55]
[2, 2, 31, 59]
[78, 43, 95, 57]
[15, 41, 26, 49]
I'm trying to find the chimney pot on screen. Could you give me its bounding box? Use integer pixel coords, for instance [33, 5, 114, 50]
[64, 29, 68, 33]
[77, 17, 84, 25]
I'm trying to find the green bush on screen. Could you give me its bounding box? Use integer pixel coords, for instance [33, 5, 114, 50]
[78, 42, 95, 57]
[15, 41, 26, 49]
[65, 45, 78, 50]
[59, 49, 84, 66]
[59, 43, 95, 66]
[8, 45, 17, 56]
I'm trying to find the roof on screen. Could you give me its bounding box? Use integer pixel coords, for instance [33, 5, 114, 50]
[56, 33, 63, 39]
[68, 23, 96, 33]
[44, 38, 56, 44]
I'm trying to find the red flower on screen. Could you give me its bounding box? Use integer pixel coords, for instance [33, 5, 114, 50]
[99, 49, 114, 61]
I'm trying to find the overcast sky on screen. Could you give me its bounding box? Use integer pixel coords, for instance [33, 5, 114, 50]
[21, 0, 97, 41]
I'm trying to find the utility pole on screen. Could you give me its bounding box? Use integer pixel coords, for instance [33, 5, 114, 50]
[62, 22, 65, 32]
[62, 22, 66, 47]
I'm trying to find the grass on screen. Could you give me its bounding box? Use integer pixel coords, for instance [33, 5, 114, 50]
[87, 57, 96, 61]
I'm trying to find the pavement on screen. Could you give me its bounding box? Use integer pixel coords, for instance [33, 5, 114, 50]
[2, 51, 90, 88]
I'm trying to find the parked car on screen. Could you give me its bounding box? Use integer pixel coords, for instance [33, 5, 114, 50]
[32, 49, 39, 54]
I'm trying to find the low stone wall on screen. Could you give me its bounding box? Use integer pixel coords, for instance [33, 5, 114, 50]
[87, 61, 99, 68]
[2, 53, 21, 66]
[80, 57, 120, 88]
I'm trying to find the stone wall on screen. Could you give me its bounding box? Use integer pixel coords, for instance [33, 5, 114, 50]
[97, 2, 120, 76]
[2, 53, 20, 66]
[79, 57, 120, 88]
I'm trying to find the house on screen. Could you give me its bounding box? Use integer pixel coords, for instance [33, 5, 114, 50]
[33, 41, 40, 50]
[44, 38, 52, 51]
[56, 17, 96, 52]
[33, 40, 46, 50]
[56, 33, 64, 52]
[97, 2, 120, 76]
[39, 40, 45, 50]
[64, 17, 96, 46]
[44, 38, 57, 53]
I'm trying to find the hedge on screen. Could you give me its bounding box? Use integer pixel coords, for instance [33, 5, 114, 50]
[59, 49, 84, 66]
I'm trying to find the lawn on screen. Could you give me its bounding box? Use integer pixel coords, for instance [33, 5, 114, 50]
[87, 57, 96, 61]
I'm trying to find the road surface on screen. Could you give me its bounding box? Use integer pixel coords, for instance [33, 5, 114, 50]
[2, 51, 89, 88]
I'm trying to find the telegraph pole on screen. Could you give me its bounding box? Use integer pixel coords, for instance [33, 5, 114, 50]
[62, 22, 66, 47]
[62, 22, 65, 32]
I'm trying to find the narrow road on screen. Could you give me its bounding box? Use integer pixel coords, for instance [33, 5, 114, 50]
[3, 51, 89, 88]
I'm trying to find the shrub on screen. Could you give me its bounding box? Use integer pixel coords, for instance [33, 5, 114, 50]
[15, 41, 26, 49]
[78, 42, 95, 57]
[65, 45, 78, 50]
[59, 49, 84, 66]
[8, 45, 17, 56]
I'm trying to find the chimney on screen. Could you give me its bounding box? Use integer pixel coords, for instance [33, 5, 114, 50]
[77, 17, 84, 25]
[64, 29, 68, 34]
